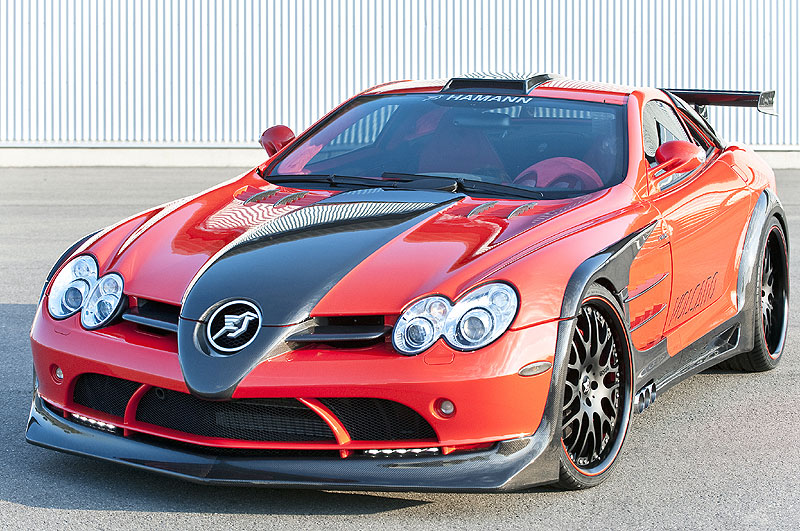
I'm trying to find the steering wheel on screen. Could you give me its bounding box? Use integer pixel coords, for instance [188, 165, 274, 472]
[514, 157, 604, 190]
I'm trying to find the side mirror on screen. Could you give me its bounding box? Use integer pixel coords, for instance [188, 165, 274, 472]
[259, 125, 295, 156]
[651, 140, 705, 179]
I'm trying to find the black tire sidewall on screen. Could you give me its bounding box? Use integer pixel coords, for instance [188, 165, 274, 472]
[751, 216, 788, 368]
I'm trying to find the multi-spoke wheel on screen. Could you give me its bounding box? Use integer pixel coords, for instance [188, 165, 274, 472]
[557, 284, 631, 489]
[721, 216, 788, 371]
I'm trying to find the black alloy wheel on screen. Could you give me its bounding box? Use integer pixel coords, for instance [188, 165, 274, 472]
[558, 284, 632, 489]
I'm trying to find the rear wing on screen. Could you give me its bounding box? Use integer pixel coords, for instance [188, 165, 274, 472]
[662, 89, 777, 116]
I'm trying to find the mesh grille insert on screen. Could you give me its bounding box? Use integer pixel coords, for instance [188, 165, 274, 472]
[72, 373, 141, 418]
[319, 398, 437, 441]
[135, 388, 335, 442]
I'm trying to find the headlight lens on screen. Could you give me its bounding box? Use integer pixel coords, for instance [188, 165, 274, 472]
[47, 255, 98, 319]
[392, 283, 518, 355]
[81, 273, 125, 329]
[392, 296, 450, 355]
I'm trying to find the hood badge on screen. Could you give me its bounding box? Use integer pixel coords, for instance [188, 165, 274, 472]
[206, 300, 262, 353]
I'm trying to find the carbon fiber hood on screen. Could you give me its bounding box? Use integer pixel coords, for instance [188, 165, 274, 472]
[176, 188, 461, 398]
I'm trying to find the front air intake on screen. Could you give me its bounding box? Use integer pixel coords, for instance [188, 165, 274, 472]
[135, 388, 336, 442]
[72, 373, 141, 418]
[319, 398, 437, 440]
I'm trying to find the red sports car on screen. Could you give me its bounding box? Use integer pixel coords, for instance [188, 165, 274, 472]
[27, 73, 787, 490]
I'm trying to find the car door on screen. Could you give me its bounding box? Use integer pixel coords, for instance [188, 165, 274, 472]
[626, 212, 672, 352]
[644, 100, 753, 353]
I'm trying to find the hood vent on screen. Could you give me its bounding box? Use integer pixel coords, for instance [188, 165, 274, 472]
[229, 200, 438, 250]
[274, 191, 309, 207]
[507, 201, 538, 218]
[243, 189, 278, 205]
[466, 201, 499, 218]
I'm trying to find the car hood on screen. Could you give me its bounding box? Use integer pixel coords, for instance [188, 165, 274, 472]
[93, 172, 608, 315]
[86, 171, 611, 398]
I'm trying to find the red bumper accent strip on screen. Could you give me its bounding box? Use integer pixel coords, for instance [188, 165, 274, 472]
[298, 398, 353, 458]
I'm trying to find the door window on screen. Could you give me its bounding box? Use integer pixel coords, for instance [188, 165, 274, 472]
[643, 100, 697, 189]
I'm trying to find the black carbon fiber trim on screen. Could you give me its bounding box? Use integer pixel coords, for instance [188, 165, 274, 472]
[178, 191, 460, 399]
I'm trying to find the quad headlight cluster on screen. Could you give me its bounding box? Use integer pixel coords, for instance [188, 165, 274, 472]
[392, 282, 518, 355]
[47, 255, 125, 329]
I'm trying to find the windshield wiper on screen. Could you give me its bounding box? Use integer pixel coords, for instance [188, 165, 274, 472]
[266, 172, 547, 200]
[263, 174, 392, 188]
[381, 172, 544, 200]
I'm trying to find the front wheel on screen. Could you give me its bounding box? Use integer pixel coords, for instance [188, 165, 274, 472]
[557, 284, 632, 489]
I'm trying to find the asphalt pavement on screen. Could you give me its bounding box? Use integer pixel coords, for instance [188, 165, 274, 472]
[1, 167, 798, 529]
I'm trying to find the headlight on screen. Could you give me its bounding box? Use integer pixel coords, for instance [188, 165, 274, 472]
[47, 255, 98, 319]
[81, 273, 125, 329]
[393, 283, 518, 355]
[392, 296, 450, 355]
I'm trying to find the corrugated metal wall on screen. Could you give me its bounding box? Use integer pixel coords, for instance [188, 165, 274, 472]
[1, 0, 797, 148]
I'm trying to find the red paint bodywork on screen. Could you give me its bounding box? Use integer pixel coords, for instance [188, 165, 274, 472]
[31, 78, 777, 456]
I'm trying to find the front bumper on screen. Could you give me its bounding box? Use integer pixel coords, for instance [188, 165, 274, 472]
[29, 302, 563, 490]
[27, 393, 559, 491]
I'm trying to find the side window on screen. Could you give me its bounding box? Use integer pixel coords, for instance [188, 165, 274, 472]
[643, 101, 698, 190]
[669, 94, 723, 150]
[642, 100, 691, 163]
[675, 109, 715, 154]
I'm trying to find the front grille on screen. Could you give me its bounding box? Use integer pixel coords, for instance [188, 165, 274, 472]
[319, 398, 437, 441]
[122, 298, 181, 333]
[135, 388, 336, 442]
[68, 374, 437, 447]
[286, 316, 390, 347]
[73, 373, 141, 418]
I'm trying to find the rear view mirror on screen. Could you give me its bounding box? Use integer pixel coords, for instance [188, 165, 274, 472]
[260, 125, 295, 156]
[651, 140, 705, 180]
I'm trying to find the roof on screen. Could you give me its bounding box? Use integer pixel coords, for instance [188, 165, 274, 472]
[362, 73, 634, 100]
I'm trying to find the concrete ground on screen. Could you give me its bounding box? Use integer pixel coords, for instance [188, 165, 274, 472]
[1, 167, 797, 529]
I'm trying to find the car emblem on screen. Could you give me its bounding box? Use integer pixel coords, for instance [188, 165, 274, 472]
[206, 300, 262, 353]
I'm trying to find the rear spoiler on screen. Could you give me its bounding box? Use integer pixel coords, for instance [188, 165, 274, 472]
[662, 89, 777, 116]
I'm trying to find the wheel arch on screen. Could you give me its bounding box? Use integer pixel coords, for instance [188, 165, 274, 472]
[507, 222, 655, 487]
[736, 188, 788, 353]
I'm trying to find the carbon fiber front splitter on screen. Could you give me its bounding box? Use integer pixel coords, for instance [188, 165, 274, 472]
[25, 394, 560, 492]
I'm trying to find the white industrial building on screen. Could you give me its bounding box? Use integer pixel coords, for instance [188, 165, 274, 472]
[0, 0, 797, 166]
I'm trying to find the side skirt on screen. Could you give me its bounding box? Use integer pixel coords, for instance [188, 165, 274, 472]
[643, 317, 743, 397]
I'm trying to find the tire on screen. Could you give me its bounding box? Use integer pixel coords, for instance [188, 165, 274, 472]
[557, 284, 633, 489]
[718, 216, 788, 372]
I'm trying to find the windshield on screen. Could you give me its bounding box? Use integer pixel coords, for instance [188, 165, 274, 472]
[268, 93, 628, 197]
